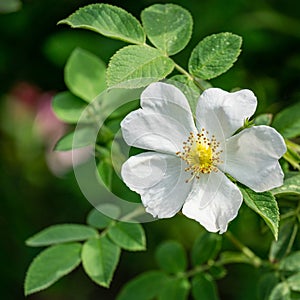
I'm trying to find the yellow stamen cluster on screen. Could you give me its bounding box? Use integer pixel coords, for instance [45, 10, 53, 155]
[176, 129, 223, 182]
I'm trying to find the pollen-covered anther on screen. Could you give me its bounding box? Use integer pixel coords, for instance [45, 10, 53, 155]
[176, 129, 222, 180]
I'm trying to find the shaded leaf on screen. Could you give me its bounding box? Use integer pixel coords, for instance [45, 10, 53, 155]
[82, 236, 121, 287]
[269, 221, 298, 262]
[269, 282, 291, 300]
[272, 102, 300, 139]
[107, 45, 174, 88]
[141, 4, 192, 55]
[239, 185, 279, 240]
[191, 274, 219, 300]
[117, 271, 169, 300]
[155, 240, 187, 274]
[191, 232, 222, 266]
[258, 272, 279, 300]
[188, 32, 242, 80]
[254, 113, 273, 126]
[24, 243, 82, 295]
[59, 4, 145, 44]
[26, 224, 98, 247]
[287, 272, 300, 292]
[64, 48, 106, 102]
[280, 252, 300, 273]
[158, 277, 190, 300]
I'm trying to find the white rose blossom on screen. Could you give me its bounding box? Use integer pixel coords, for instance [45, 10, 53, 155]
[120, 82, 286, 233]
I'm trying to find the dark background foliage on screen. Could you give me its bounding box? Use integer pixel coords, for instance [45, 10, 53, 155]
[0, 0, 299, 299]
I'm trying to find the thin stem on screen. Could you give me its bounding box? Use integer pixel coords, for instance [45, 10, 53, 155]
[174, 63, 206, 92]
[225, 231, 262, 267]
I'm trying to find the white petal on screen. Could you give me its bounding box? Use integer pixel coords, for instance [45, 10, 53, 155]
[121, 83, 197, 154]
[141, 82, 195, 130]
[221, 125, 286, 192]
[121, 152, 191, 218]
[182, 171, 243, 233]
[196, 88, 257, 142]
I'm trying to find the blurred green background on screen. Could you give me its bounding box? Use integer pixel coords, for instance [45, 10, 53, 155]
[0, 0, 299, 299]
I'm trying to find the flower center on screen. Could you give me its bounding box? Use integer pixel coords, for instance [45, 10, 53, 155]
[176, 129, 223, 181]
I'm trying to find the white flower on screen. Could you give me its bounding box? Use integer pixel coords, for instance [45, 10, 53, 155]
[120, 82, 286, 233]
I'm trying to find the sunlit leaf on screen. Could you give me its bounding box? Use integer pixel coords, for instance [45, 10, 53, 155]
[141, 4, 192, 55]
[271, 174, 300, 196]
[239, 185, 279, 240]
[82, 236, 120, 287]
[107, 45, 174, 88]
[54, 127, 96, 151]
[24, 243, 82, 295]
[64, 48, 106, 102]
[26, 224, 98, 247]
[188, 32, 242, 80]
[108, 222, 146, 251]
[59, 3, 145, 44]
[52, 91, 87, 123]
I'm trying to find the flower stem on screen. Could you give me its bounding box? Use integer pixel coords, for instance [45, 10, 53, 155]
[225, 231, 262, 267]
[174, 63, 206, 92]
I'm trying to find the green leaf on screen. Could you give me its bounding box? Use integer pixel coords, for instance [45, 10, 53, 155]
[107, 222, 146, 251]
[87, 208, 114, 230]
[258, 273, 279, 300]
[239, 185, 279, 240]
[82, 236, 121, 288]
[64, 48, 106, 102]
[24, 243, 82, 295]
[271, 174, 300, 196]
[107, 45, 175, 88]
[58, 4, 145, 44]
[254, 113, 273, 126]
[280, 252, 300, 273]
[219, 251, 252, 265]
[191, 232, 222, 266]
[188, 32, 242, 80]
[54, 127, 96, 151]
[269, 221, 298, 262]
[89, 204, 121, 225]
[141, 4, 193, 55]
[287, 272, 300, 292]
[26, 224, 98, 247]
[272, 102, 300, 139]
[52, 91, 87, 123]
[155, 240, 187, 274]
[191, 274, 219, 300]
[97, 160, 114, 189]
[158, 277, 190, 300]
[117, 271, 169, 300]
[269, 282, 291, 300]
